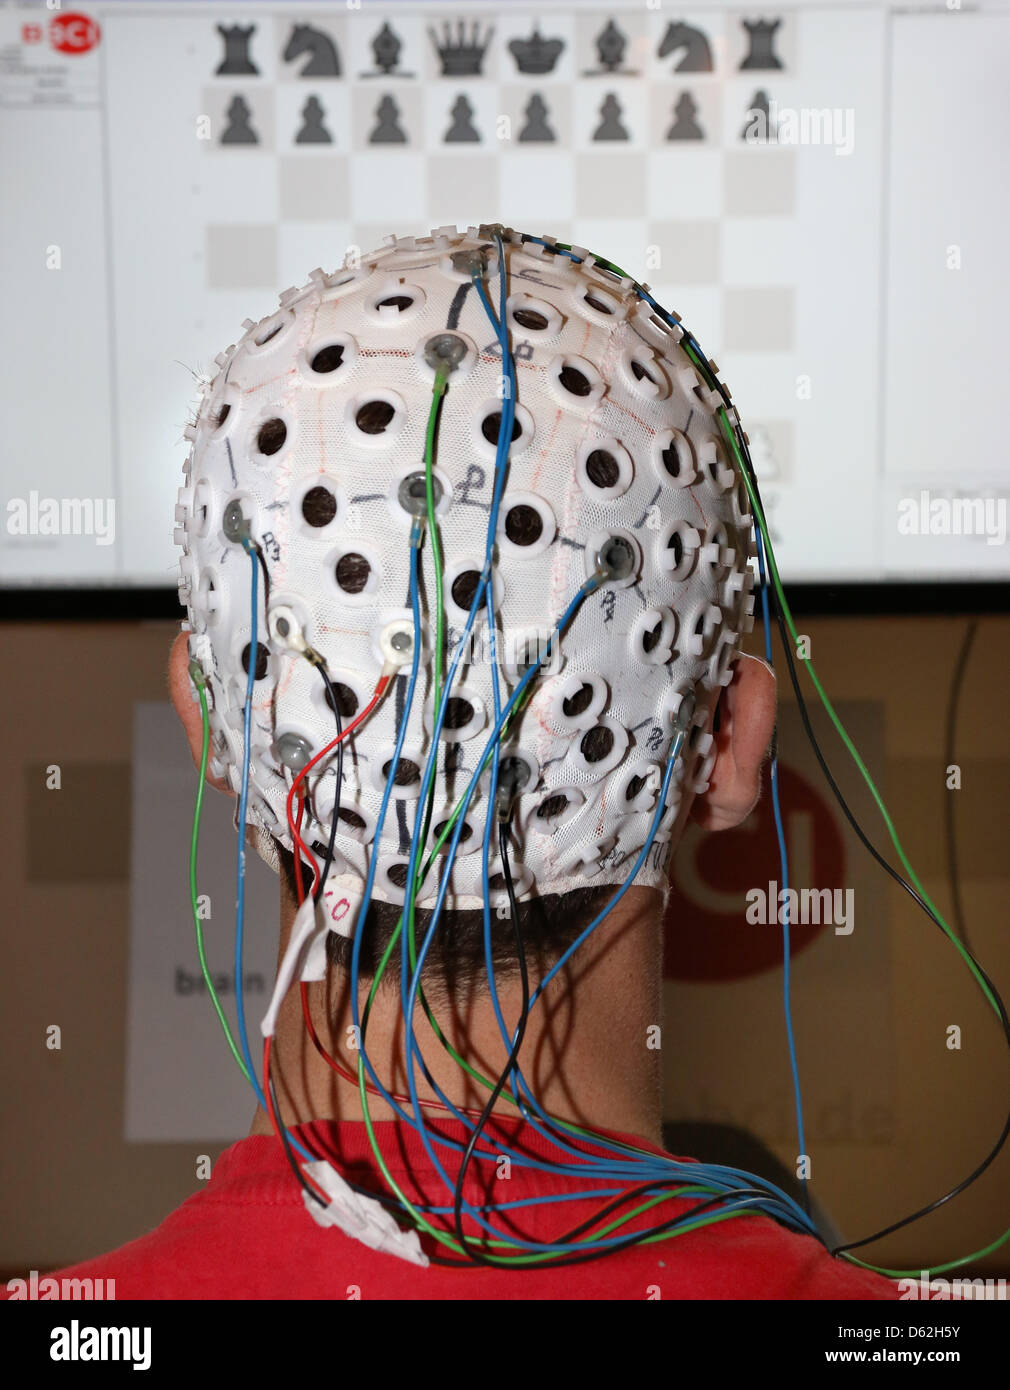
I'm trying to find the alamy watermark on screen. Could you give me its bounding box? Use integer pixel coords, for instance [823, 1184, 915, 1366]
[745, 881, 854, 935]
[897, 490, 1006, 546]
[6, 491, 116, 546]
[743, 100, 855, 156]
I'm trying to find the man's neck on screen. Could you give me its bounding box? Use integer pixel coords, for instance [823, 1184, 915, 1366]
[252, 886, 665, 1146]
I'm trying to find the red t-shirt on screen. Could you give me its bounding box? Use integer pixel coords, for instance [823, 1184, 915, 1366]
[42, 1118, 897, 1300]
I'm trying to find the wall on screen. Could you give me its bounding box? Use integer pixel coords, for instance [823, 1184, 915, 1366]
[1, 612, 1007, 1279]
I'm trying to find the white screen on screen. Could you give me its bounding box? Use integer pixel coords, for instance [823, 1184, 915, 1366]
[1, 0, 1008, 587]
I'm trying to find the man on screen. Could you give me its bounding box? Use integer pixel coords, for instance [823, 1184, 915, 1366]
[46, 227, 896, 1298]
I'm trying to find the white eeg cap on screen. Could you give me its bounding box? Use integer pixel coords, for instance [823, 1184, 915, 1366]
[175, 226, 755, 918]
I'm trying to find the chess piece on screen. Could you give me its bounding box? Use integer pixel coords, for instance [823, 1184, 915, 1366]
[741, 89, 776, 142]
[583, 18, 638, 76]
[283, 23, 340, 77]
[361, 21, 415, 78]
[667, 92, 704, 141]
[508, 24, 564, 75]
[369, 94, 407, 143]
[740, 18, 784, 70]
[593, 93, 629, 141]
[215, 24, 258, 76]
[518, 93, 555, 143]
[428, 20, 494, 77]
[445, 93, 481, 142]
[596, 19, 625, 72]
[657, 21, 714, 73]
[295, 96, 332, 144]
[221, 94, 258, 144]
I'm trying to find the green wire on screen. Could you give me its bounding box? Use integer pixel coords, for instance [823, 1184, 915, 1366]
[712, 407, 1010, 1280]
[721, 412, 998, 1015]
[336, 237, 1006, 1272]
[189, 668, 251, 1081]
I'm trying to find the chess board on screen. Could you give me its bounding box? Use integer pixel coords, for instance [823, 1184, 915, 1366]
[96, 1, 888, 582]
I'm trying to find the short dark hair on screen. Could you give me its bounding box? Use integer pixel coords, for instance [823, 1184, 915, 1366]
[277, 842, 619, 997]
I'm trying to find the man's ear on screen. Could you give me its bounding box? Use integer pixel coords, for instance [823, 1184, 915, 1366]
[690, 652, 776, 832]
[168, 631, 233, 796]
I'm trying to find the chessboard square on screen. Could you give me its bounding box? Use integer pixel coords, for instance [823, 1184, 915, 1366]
[647, 10, 726, 80]
[424, 12, 499, 82]
[205, 225, 278, 289]
[646, 149, 722, 219]
[723, 149, 796, 216]
[274, 13, 347, 83]
[723, 286, 795, 352]
[497, 13, 575, 83]
[348, 13, 424, 80]
[724, 11, 796, 74]
[426, 154, 498, 223]
[424, 84, 499, 149]
[650, 83, 721, 146]
[501, 84, 571, 147]
[574, 153, 647, 220]
[570, 220, 653, 280]
[211, 18, 276, 81]
[575, 80, 648, 152]
[276, 83, 350, 150]
[647, 220, 720, 284]
[722, 217, 799, 285]
[575, 9, 649, 81]
[353, 86, 423, 151]
[192, 154, 281, 224]
[349, 152, 426, 222]
[279, 156, 349, 220]
[202, 86, 275, 152]
[278, 221, 353, 288]
[499, 151, 575, 223]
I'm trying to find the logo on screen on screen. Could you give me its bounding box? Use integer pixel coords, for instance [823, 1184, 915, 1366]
[49, 13, 101, 56]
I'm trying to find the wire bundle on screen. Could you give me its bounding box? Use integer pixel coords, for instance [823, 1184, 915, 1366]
[185, 230, 1009, 1277]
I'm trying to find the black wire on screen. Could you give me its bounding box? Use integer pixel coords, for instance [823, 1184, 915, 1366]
[445, 812, 817, 1266]
[736, 458, 1010, 1255]
[450, 812, 532, 1264]
[311, 660, 344, 904]
[944, 620, 978, 953]
[267, 1061, 326, 1207]
[252, 539, 271, 609]
[429, 1185, 782, 1272]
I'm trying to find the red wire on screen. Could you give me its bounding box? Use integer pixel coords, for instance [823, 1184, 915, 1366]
[285, 676, 390, 891]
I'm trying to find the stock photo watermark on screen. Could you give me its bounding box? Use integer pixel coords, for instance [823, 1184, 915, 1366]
[6, 491, 116, 546]
[897, 490, 1006, 546]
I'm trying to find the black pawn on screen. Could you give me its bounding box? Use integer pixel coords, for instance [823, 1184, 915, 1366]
[593, 93, 628, 141]
[518, 93, 555, 143]
[221, 94, 258, 145]
[667, 92, 704, 141]
[369, 94, 407, 144]
[296, 96, 332, 144]
[741, 89, 776, 142]
[445, 94, 480, 143]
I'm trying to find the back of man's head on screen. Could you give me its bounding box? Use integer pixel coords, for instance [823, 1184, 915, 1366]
[174, 226, 756, 990]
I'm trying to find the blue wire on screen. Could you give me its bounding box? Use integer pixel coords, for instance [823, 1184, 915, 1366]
[219, 235, 818, 1247]
[753, 523, 808, 1182]
[384, 239, 819, 1243]
[234, 541, 316, 1165]
[519, 230, 811, 1195]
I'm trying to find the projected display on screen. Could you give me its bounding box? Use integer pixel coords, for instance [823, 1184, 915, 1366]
[1, 0, 1008, 588]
